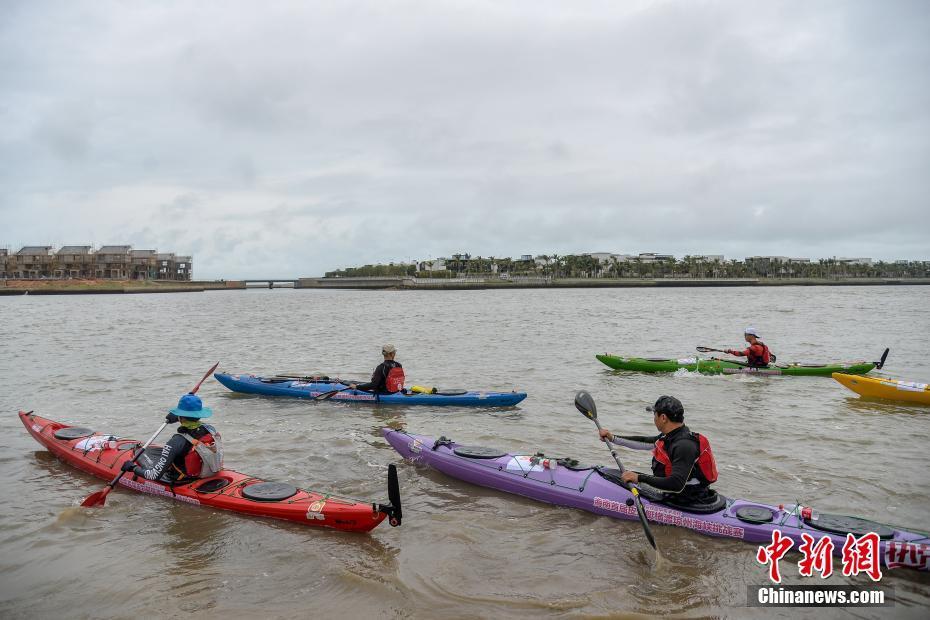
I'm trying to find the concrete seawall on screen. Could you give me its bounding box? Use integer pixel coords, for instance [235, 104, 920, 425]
[0, 280, 246, 295]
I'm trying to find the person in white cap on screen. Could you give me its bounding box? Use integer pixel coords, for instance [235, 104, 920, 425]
[350, 344, 406, 393]
[725, 327, 774, 368]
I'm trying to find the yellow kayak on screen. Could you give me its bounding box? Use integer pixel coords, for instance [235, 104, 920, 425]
[832, 373, 930, 405]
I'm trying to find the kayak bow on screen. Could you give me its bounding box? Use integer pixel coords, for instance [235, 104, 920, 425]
[833, 373, 930, 406]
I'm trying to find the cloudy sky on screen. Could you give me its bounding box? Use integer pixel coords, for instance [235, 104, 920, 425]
[2, 0, 928, 278]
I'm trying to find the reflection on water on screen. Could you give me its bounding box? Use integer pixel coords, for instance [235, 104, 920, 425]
[1, 287, 929, 617]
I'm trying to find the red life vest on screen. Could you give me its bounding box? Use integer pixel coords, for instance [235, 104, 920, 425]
[386, 365, 405, 393]
[653, 432, 718, 484]
[747, 341, 771, 367]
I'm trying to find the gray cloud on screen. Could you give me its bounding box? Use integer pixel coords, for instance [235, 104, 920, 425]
[1, 0, 928, 277]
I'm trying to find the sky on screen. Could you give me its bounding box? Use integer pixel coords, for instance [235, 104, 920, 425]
[1, 0, 928, 278]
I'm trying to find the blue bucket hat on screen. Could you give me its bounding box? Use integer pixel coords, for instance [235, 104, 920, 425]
[169, 393, 213, 419]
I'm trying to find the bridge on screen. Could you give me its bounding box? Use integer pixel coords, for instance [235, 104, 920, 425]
[243, 279, 299, 289]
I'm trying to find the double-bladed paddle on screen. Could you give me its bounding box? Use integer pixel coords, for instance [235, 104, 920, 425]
[80, 361, 220, 508]
[574, 391, 657, 551]
[696, 346, 728, 354]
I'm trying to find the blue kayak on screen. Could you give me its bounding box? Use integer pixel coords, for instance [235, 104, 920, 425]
[214, 373, 528, 407]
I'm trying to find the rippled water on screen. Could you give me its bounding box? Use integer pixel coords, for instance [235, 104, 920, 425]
[1, 287, 928, 618]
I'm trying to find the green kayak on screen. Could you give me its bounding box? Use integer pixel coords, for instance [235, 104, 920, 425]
[596, 354, 880, 376]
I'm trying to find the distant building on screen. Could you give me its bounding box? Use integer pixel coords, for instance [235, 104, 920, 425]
[837, 257, 873, 266]
[691, 255, 724, 263]
[96, 246, 132, 279]
[637, 253, 675, 263]
[12, 246, 55, 278]
[131, 250, 158, 280]
[56, 245, 94, 278]
[418, 258, 447, 272]
[0, 245, 193, 280]
[156, 253, 194, 281]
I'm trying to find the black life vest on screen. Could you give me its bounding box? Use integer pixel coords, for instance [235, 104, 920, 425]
[652, 431, 718, 487]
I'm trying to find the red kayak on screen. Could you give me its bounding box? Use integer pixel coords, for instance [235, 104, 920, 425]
[20, 411, 401, 533]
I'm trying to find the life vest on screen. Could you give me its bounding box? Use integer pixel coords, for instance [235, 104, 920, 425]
[177, 425, 224, 478]
[385, 365, 405, 393]
[653, 431, 718, 486]
[747, 341, 772, 367]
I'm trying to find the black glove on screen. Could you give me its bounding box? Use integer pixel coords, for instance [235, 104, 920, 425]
[121, 460, 138, 473]
[165, 413, 179, 424]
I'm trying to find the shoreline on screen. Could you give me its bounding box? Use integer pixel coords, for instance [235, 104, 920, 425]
[3, 277, 929, 295]
[0, 280, 245, 296]
[296, 276, 930, 290]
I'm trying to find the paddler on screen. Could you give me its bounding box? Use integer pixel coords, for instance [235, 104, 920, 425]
[349, 344, 406, 394]
[725, 327, 774, 368]
[598, 395, 719, 508]
[120, 393, 223, 483]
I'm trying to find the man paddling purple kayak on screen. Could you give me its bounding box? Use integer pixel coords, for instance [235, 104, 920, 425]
[598, 395, 721, 511]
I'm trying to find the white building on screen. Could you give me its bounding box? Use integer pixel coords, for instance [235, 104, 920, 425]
[637, 253, 675, 263]
[585, 253, 634, 264]
[418, 258, 447, 272]
[837, 257, 873, 266]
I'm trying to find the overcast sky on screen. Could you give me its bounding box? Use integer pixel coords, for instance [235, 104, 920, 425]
[2, 0, 928, 278]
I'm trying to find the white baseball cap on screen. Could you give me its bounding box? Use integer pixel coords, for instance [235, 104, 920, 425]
[744, 327, 761, 338]
[382, 343, 397, 354]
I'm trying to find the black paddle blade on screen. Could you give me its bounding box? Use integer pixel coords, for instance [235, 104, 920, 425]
[632, 492, 658, 550]
[876, 348, 889, 370]
[385, 464, 402, 526]
[574, 391, 597, 419]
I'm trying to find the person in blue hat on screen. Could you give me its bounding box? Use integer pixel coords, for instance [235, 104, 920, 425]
[121, 393, 224, 483]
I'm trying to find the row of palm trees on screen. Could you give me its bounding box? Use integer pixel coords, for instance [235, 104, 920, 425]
[326, 256, 929, 280]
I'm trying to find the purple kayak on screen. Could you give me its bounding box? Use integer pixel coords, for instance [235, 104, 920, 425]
[384, 427, 930, 572]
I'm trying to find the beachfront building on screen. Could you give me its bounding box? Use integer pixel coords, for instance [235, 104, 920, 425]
[155, 253, 194, 281]
[11, 246, 55, 278]
[95, 246, 132, 279]
[174, 256, 193, 280]
[131, 250, 158, 280]
[0, 245, 193, 280]
[55, 246, 94, 278]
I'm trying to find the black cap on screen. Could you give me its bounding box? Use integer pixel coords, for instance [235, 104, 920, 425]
[646, 395, 684, 422]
